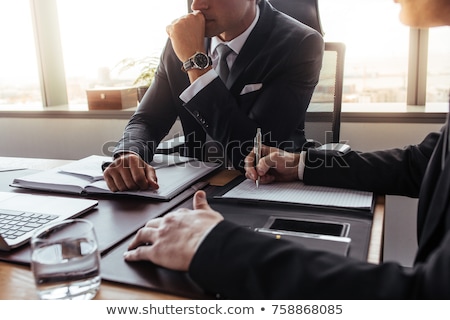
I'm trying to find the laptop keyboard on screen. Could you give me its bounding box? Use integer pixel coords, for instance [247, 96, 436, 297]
[0, 209, 58, 240]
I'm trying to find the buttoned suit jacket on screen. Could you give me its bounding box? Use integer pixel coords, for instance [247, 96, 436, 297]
[114, 0, 324, 169]
[189, 120, 450, 299]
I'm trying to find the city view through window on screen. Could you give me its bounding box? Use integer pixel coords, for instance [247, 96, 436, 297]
[0, 0, 448, 108]
[320, 0, 449, 105]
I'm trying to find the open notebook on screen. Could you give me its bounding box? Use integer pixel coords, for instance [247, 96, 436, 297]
[11, 155, 220, 200]
[0, 192, 98, 251]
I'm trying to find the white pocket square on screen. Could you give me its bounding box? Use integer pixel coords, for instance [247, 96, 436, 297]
[240, 83, 263, 95]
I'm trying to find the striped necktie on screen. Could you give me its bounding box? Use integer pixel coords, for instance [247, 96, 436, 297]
[215, 44, 233, 84]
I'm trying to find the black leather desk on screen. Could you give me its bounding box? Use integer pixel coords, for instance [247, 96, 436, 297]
[100, 179, 382, 299]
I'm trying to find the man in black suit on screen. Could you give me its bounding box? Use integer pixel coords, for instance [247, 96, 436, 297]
[103, 0, 323, 192]
[122, 0, 450, 299]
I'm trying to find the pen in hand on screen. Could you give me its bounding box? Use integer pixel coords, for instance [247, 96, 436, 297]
[254, 128, 262, 188]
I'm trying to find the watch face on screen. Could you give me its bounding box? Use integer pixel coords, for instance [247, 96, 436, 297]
[194, 53, 209, 68]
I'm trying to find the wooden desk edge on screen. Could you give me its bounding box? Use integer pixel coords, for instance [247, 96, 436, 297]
[367, 195, 385, 264]
[0, 261, 185, 300]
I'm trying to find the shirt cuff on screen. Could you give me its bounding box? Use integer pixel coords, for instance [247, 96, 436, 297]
[298, 151, 306, 181]
[113, 150, 140, 159]
[179, 69, 218, 103]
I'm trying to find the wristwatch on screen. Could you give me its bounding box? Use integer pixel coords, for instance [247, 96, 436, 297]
[182, 52, 212, 72]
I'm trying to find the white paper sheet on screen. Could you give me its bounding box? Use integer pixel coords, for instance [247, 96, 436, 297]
[222, 179, 373, 211]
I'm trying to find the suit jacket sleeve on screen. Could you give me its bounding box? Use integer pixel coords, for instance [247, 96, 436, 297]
[113, 40, 184, 163]
[303, 131, 441, 197]
[189, 219, 450, 299]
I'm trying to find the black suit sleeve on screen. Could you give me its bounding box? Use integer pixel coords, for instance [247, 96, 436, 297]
[189, 220, 450, 299]
[303, 131, 441, 197]
[113, 40, 184, 163]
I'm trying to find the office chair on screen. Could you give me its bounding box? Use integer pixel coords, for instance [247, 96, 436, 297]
[269, 0, 324, 35]
[270, 0, 345, 145]
[305, 42, 345, 145]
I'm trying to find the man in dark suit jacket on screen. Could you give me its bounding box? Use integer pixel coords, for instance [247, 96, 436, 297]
[122, 0, 450, 298]
[103, 0, 323, 192]
[124, 124, 450, 299]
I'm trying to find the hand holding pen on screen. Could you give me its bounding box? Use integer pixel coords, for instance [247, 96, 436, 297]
[244, 144, 301, 185]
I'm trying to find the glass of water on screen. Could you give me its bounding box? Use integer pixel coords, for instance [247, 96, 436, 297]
[30, 219, 101, 300]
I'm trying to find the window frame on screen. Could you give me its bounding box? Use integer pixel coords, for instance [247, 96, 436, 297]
[22, 0, 446, 122]
[407, 28, 429, 106]
[30, 0, 68, 107]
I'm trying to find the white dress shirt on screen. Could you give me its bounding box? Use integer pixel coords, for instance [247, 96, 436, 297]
[179, 6, 260, 103]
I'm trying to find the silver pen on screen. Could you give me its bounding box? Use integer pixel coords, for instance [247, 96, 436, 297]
[254, 128, 262, 188]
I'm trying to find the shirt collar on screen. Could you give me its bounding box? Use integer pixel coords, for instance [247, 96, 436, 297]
[210, 5, 260, 56]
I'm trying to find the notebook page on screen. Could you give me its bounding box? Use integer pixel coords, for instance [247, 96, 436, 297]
[59, 154, 196, 180]
[222, 179, 373, 210]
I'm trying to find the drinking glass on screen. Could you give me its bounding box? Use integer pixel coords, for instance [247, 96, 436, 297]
[30, 219, 101, 300]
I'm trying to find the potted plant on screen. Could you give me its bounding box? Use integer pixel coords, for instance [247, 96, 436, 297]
[116, 56, 159, 102]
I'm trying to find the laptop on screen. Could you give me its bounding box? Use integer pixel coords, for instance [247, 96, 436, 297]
[0, 192, 98, 251]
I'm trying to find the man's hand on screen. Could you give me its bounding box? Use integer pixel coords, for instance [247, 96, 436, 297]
[103, 153, 159, 192]
[123, 190, 223, 271]
[166, 11, 206, 63]
[244, 145, 301, 184]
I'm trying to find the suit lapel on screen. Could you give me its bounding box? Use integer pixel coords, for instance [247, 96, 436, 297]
[227, 1, 274, 89]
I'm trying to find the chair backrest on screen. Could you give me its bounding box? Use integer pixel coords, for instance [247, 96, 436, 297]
[306, 42, 345, 144]
[269, 0, 324, 35]
[269, 0, 345, 145]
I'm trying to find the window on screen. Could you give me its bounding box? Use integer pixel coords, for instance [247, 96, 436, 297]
[56, 0, 187, 106]
[0, 1, 41, 108]
[427, 27, 450, 103]
[319, 0, 410, 106]
[1, 0, 448, 113]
